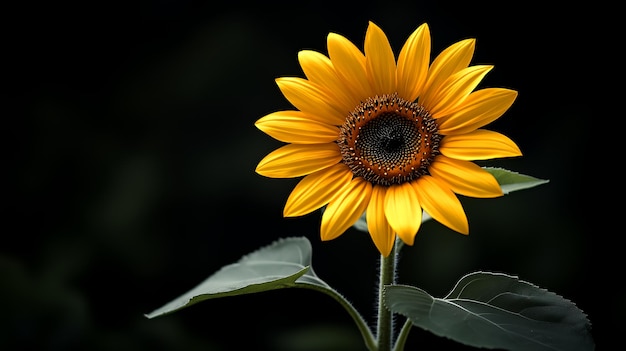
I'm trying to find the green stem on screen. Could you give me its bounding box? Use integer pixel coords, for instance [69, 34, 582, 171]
[377, 242, 397, 351]
[393, 318, 413, 351]
[298, 283, 377, 351]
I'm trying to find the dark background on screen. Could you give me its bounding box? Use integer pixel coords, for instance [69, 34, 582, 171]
[3, 1, 612, 350]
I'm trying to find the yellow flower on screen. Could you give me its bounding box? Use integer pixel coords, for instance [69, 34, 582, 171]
[255, 21, 521, 256]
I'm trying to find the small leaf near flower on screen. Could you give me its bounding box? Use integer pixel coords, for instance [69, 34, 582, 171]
[384, 271, 594, 351]
[483, 167, 549, 194]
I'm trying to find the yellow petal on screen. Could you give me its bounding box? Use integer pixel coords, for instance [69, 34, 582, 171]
[440, 129, 523, 160]
[364, 21, 396, 95]
[327, 32, 374, 99]
[384, 182, 421, 246]
[276, 77, 346, 125]
[413, 175, 468, 234]
[284, 163, 353, 217]
[321, 178, 372, 241]
[420, 38, 475, 105]
[424, 65, 493, 117]
[438, 88, 518, 134]
[255, 111, 339, 144]
[428, 155, 503, 198]
[396, 23, 430, 102]
[366, 185, 395, 257]
[298, 50, 361, 111]
[256, 143, 342, 178]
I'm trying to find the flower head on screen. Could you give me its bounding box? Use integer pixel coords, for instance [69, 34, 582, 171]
[255, 22, 521, 256]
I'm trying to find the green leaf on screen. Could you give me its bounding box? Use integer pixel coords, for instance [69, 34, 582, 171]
[483, 167, 549, 194]
[145, 237, 329, 319]
[385, 271, 594, 351]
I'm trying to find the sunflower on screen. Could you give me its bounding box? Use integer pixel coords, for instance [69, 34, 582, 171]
[255, 21, 521, 257]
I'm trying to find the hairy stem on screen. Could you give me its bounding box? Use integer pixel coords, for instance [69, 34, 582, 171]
[377, 242, 397, 351]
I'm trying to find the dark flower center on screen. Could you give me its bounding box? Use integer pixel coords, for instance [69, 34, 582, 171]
[337, 93, 440, 186]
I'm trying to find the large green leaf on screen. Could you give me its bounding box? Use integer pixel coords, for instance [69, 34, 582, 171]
[385, 271, 594, 350]
[483, 167, 549, 194]
[145, 237, 329, 319]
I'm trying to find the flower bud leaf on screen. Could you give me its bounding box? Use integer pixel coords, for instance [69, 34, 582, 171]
[483, 167, 549, 194]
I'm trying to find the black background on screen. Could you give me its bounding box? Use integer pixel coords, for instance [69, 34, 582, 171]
[3, 1, 613, 350]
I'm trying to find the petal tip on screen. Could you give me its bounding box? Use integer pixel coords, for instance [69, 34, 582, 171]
[399, 235, 416, 246]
